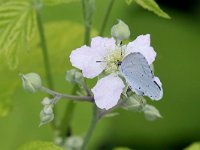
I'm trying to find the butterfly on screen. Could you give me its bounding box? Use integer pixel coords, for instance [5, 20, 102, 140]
[120, 52, 163, 100]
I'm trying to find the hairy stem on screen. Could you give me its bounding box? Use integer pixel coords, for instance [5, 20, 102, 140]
[40, 86, 93, 102]
[99, 0, 115, 36]
[80, 105, 98, 150]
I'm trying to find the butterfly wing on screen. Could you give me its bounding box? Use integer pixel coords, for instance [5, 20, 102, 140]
[120, 52, 163, 100]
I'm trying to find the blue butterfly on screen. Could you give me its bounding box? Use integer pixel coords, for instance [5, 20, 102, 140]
[120, 52, 163, 100]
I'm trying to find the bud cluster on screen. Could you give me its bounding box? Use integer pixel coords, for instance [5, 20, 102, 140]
[40, 97, 54, 126]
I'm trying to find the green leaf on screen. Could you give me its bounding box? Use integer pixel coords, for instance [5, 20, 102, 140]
[113, 147, 132, 150]
[0, 61, 18, 117]
[43, 0, 79, 5]
[125, 0, 133, 5]
[184, 142, 200, 150]
[134, 0, 170, 19]
[17, 141, 64, 150]
[0, 1, 36, 69]
[0, 94, 12, 117]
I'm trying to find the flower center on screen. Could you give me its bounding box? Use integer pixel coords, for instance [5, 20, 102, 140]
[104, 47, 125, 73]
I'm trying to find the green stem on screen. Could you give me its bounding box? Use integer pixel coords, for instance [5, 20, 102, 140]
[80, 105, 98, 150]
[58, 85, 78, 141]
[36, 9, 54, 90]
[81, 0, 95, 45]
[99, 0, 115, 36]
[35, 7, 56, 129]
[58, 101, 76, 139]
[40, 86, 93, 102]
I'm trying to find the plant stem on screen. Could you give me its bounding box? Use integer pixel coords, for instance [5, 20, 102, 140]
[40, 86, 93, 102]
[81, 0, 95, 45]
[80, 105, 98, 150]
[58, 85, 78, 141]
[99, 0, 115, 36]
[35, 6, 56, 128]
[60, 101, 76, 136]
[36, 9, 54, 90]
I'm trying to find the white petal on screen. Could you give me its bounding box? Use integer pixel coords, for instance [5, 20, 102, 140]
[126, 34, 156, 64]
[154, 76, 163, 100]
[132, 34, 150, 46]
[70, 45, 106, 78]
[92, 74, 125, 110]
[91, 36, 116, 56]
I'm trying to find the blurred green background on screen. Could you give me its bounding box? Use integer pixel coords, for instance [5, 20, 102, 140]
[0, 0, 200, 149]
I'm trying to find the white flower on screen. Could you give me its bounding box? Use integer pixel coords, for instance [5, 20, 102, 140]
[70, 34, 161, 110]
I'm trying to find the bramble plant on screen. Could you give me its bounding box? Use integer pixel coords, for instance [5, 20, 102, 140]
[0, 0, 171, 149]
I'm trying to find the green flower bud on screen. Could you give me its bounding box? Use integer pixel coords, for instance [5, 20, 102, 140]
[39, 109, 54, 127]
[121, 95, 146, 112]
[41, 97, 51, 105]
[143, 104, 162, 121]
[20, 73, 42, 93]
[66, 136, 83, 150]
[66, 69, 84, 84]
[43, 105, 53, 115]
[111, 20, 130, 41]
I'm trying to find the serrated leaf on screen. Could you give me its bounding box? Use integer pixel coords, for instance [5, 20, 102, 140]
[43, 0, 79, 5]
[184, 142, 200, 150]
[134, 0, 170, 19]
[0, 1, 36, 69]
[0, 21, 86, 118]
[17, 141, 64, 150]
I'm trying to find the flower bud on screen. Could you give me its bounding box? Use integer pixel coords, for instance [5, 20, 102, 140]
[111, 20, 130, 41]
[143, 104, 162, 121]
[39, 109, 54, 127]
[66, 136, 83, 150]
[41, 97, 51, 105]
[20, 73, 42, 93]
[43, 105, 53, 115]
[121, 95, 146, 112]
[66, 69, 84, 84]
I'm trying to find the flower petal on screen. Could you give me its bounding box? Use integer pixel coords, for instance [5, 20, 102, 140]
[91, 36, 116, 56]
[70, 45, 106, 78]
[92, 74, 125, 110]
[126, 34, 156, 64]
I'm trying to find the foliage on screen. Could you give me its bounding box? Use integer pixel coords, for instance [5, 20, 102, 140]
[0, 1, 36, 69]
[44, 0, 79, 5]
[17, 141, 63, 150]
[184, 142, 200, 150]
[0, 21, 84, 118]
[134, 0, 170, 19]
